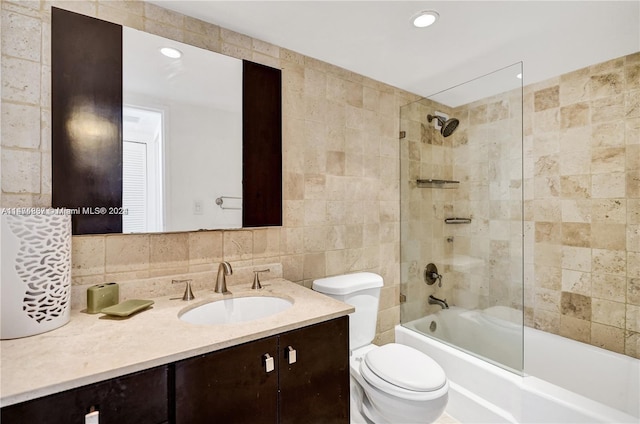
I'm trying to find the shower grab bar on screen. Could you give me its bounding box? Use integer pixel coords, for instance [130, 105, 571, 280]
[215, 196, 242, 210]
[445, 218, 472, 224]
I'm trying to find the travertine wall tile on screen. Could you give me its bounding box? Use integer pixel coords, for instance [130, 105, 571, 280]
[626, 304, 640, 332]
[2, 10, 41, 61]
[534, 86, 559, 111]
[105, 234, 150, 274]
[560, 102, 590, 128]
[592, 95, 625, 124]
[2, 56, 41, 104]
[589, 71, 624, 98]
[2, 103, 41, 149]
[592, 248, 626, 276]
[150, 233, 189, 271]
[188, 231, 222, 266]
[592, 323, 625, 353]
[592, 172, 625, 199]
[143, 2, 183, 28]
[560, 315, 590, 343]
[561, 269, 590, 296]
[72, 235, 106, 277]
[628, 278, 640, 305]
[97, 3, 143, 29]
[561, 222, 591, 247]
[1, 149, 41, 193]
[5, 0, 407, 337]
[403, 52, 640, 358]
[1, 1, 637, 358]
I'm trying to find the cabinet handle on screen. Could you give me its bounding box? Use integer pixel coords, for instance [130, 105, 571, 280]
[263, 353, 275, 373]
[286, 346, 297, 364]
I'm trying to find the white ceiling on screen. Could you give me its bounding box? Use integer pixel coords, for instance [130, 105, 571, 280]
[151, 1, 640, 105]
[123, 26, 242, 111]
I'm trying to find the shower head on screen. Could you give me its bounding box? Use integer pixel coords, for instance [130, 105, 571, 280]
[427, 114, 460, 137]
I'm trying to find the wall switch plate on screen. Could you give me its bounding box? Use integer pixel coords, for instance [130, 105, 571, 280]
[193, 199, 203, 215]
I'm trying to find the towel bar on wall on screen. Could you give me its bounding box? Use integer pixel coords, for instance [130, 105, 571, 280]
[444, 218, 472, 224]
[416, 179, 460, 188]
[215, 196, 242, 210]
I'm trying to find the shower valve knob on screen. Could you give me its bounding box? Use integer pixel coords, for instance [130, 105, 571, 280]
[424, 263, 442, 286]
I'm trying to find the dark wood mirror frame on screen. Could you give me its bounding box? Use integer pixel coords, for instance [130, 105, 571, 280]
[51, 8, 282, 235]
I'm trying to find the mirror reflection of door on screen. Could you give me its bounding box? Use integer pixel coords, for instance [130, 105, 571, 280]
[122, 106, 164, 233]
[123, 26, 243, 233]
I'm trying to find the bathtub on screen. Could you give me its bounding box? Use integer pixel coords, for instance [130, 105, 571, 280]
[397, 310, 639, 423]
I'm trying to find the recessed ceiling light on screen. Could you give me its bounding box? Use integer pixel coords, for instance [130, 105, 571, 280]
[160, 47, 182, 59]
[411, 10, 439, 28]
[516, 73, 523, 79]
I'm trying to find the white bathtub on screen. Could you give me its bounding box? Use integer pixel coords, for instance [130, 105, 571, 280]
[397, 311, 639, 423]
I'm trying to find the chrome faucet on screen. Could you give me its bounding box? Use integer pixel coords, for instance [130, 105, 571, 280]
[428, 295, 449, 309]
[214, 262, 232, 293]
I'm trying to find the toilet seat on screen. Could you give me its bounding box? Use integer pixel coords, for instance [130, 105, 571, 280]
[360, 343, 447, 401]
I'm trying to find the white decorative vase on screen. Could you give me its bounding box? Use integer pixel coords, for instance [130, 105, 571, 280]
[1, 213, 72, 339]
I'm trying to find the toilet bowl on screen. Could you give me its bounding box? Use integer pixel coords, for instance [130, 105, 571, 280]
[313, 272, 448, 424]
[350, 343, 448, 423]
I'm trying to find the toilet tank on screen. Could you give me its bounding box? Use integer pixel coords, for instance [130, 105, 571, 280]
[312, 272, 384, 351]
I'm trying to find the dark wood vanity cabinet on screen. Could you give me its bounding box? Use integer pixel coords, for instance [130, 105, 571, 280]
[174, 316, 349, 424]
[0, 366, 169, 424]
[174, 336, 279, 424]
[1, 317, 348, 424]
[278, 316, 350, 424]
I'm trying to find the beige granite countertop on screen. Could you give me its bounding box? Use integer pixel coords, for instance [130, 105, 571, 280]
[0, 279, 353, 407]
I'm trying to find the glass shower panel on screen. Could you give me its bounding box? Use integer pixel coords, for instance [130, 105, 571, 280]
[400, 63, 524, 372]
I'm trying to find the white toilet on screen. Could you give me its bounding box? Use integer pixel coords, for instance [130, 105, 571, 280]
[313, 272, 448, 424]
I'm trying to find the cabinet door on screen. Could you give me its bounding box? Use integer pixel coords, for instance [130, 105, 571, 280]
[0, 366, 168, 424]
[51, 7, 123, 234]
[278, 316, 350, 424]
[242, 60, 282, 227]
[174, 336, 278, 424]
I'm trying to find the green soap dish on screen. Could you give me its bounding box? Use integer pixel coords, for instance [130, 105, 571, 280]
[86, 282, 119, 314]
[101, 299, 154, 317]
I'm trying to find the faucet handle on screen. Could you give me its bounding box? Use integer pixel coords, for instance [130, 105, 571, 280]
[251, 269, 270, 290]
[172, 279, 195, 301]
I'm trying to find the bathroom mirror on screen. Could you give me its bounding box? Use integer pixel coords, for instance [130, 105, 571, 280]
[51, 8, 282, 235]
[122, 27, 243, 233]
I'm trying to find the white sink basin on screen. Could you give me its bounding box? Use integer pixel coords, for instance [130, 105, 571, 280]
[179, 296, 293, 325]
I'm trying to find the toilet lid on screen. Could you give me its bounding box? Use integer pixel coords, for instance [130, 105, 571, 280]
[363, 344, 446, 392]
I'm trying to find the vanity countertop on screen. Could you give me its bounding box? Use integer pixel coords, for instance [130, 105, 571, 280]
[0, 279, 353, 407]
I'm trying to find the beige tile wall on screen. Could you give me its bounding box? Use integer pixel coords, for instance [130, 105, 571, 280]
[0, 0, 413, 344]
[400, 87, 523, 324]
[524, 53, 640, 358]
[3, 0, 637, 356]
[448, 87, 524, 314]
[400, 54, 639, 359]
[399, 97, 457, 322]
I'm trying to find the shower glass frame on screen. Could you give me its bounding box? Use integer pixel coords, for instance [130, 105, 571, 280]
[399, 63, 524, 373]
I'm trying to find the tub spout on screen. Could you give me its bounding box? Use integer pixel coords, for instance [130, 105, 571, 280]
[428, 295, 449, 309]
